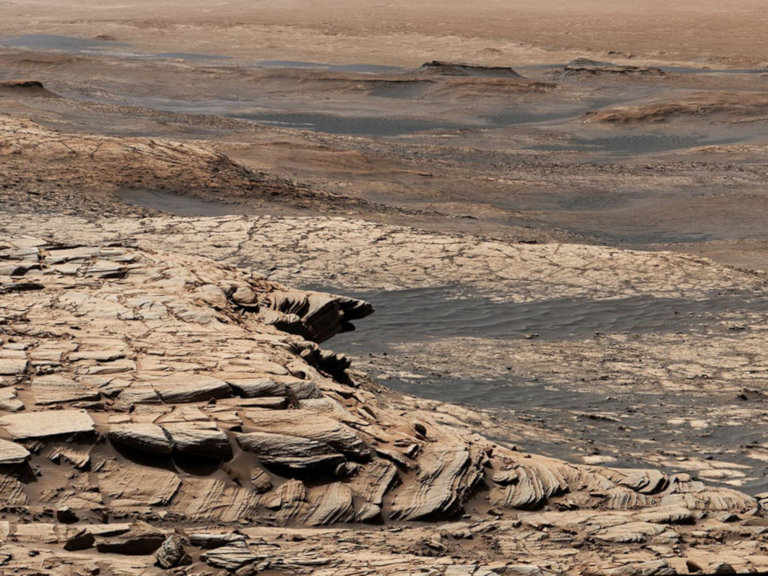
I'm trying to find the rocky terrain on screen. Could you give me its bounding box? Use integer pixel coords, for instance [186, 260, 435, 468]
[3, 2, 768, 573]
[2, 236, 768, 576]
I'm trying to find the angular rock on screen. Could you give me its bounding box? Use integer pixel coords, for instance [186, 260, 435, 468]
[237, 431, 345, 472]
[305, 482, 355, 526]
[249, 468, 273, 493]
[0, 473, 28, 506]
[108, 423, 174, 455]
[56, 506, 78, 524]
[170, 478, 260, 522]
[491, 459, 572, 509]
[189, 532, 246, 550]
[30, 375, 99, 406]
[0, 438, 30, 464]
[0, 357, 27, 376]
[224, 377, 285, 398]
[155, 534, 191, 569]
[95, 523, 165, 555]
[390, 443, 486, 520]
[602, 559, 676, 576]
[151, 374, 232, 403]
[349, 460, 399, 521]
[265, 478, 307, 523]
[201, 540, 260, 571]
[0, 387, 24, 412]
[260, 290, 373, 343]
[0, 409, 94, 439]
[162, 421, 233, 460]
[596, 521, 667, 543]
[100, 465, 181, 508]
[634, 505, 695, 525]
[63, 529, 95, 551]
[242, 408, 370, 459]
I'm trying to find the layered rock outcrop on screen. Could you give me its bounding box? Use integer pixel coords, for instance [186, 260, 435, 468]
[1, 238, 767, 574]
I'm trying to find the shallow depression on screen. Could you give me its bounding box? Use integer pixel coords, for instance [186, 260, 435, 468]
[327, 286, 768, 347]
[325, 286, 768, 494]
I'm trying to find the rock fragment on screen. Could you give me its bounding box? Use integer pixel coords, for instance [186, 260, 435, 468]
[155, 534, 191, 569]
[0, 409, 94, 439]
[108, 423, 174, 455]
[95, 523, 166, 555]
[237, 431, 345, 472]
[63, 529, 95, 552]
[0, 438, 30, 464]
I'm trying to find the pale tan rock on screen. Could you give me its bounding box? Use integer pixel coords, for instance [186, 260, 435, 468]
[237, 430, 345, 471]
[223, 377, 286, 398]
[108, 423, 173, 455]
[0, 386, 24, 412]
[390, 441, 486, 520]
[305, 482, 356, 526]
[0, 438, 30, 464]
[162, 420, 233, 459]
[0, 409, 94, 438]
[349, 460, 398, 521]
[151, 374, 232, 404]
[30, 375, 99, 405]
[596, 521, 667, 543]
[95, 522, 165, 555]
[0, 473, 27, 506]
[201, 540, 260, 571]
[0, 357, 27, 376]
[0, 233, 764, 574]
[100, 465, 181, 508]
[634, 505, 696, 525]
[242, 408, 370, 459]
[170, 478, 260, 522]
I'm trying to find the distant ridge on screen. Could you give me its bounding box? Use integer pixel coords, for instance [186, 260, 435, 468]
[418, 60, 524, 78]
[0, 79, 58, 97]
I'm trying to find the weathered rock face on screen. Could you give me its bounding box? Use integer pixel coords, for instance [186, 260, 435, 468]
[0, 237, 767, 575]
[560, 58, 666, 77]
[418, 60, 524, 78]
[257, 289, 374, 343]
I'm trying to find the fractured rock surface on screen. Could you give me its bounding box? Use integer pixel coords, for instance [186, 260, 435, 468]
[0, 236, 767, 574]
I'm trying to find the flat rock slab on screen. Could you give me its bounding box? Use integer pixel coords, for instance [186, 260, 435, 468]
[237, 431, 345, 472]
[95, 526, 166, 555]
[223, 377, 286, 398]
[0, 357, 27, 376]
[151, 375, 232, 404]
[100, 465, 181, 508]
[0, 386, 24, 412]
[108, 423, 173, 455]
[0, 438, 30, 464]
[162, 421, 233, 460]
[0, 409, 94, 439]
[30, 376, 99, 405]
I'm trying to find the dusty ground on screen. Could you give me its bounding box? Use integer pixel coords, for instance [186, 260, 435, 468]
[3, 2, 768, 574]
[2, 0, 768, 67]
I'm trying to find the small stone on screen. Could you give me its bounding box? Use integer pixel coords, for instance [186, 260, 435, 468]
[56, 506, 78, 524]
[709, 562, 736, 575]
[155, 534, 191, 569]
[63, 529, 95, 551]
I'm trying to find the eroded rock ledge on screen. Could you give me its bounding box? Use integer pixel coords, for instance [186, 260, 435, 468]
[1, 238, 767, 575]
